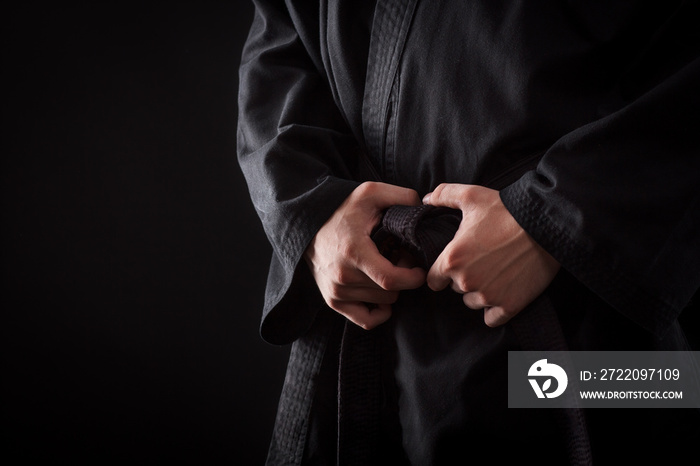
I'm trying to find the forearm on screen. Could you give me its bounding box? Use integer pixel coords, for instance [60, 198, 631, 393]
[500, 57, 700, 337]
[237, 1, 362, 341]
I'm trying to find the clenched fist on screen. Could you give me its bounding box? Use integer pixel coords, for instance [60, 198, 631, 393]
[423, 183, 560, 327]
[304, 182, 427, 329]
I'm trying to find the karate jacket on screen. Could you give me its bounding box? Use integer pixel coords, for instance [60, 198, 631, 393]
[237, 1, 700, 464]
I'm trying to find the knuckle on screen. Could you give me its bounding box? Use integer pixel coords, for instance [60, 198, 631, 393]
[337, 242, 355, 261]
[327, 297, 342, 310]
[333, 267, 352, 286]
[327, 282, 343, 299]
[359, 321, 373, 330]
[442, 251, 462, 272]
[357, 181, 377, 197]
[455, 277, 470, 293]
[376, 274, 396, 290]
[350, 315, 371, 330]
[461, 185, 476, 203]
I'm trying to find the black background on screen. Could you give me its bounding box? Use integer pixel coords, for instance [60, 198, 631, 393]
[4, 2, 290, 464]
[4, 2, 700, 464]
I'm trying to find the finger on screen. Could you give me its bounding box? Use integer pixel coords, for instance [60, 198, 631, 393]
[483, 306, 515, 327]
[331, 286, 399, 305]
[335, 301, 393, 330]
[450, 281, 466, 294]
[424, 183, 500, 211]
[357, 181, 422, 210]
[463, 291, 488, 310]
[357, 244, 426, 291]
[426, 253, 452, 291]
[426, 268, 451, 291]
[421, 183, 471, 210]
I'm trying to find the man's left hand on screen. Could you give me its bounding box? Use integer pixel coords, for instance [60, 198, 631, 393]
[423, 183, 560, 326]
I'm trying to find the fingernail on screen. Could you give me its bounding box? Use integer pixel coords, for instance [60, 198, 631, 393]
[422, 193, 432, 204]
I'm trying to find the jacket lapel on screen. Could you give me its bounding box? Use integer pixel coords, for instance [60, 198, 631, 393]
[362, 0, 419, 171]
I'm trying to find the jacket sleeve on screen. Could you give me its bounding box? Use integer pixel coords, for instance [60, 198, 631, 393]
[500, 4, 700, 339]
[237, 0, 361, 344]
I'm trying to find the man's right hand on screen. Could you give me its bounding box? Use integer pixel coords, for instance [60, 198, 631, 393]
[304, 181, 427, 329]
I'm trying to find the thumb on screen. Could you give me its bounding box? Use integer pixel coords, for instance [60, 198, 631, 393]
[422, 183, 471, 210]
[362, 181, 421, 209]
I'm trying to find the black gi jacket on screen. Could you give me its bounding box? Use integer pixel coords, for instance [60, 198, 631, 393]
[237, 1, 700, 464]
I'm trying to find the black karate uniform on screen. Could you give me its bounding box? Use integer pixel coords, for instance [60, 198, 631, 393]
[237, 1, 700, 464]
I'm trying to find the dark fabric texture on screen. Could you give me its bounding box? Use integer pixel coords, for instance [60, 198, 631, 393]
[372, 205, 592, 465]
[372, 205, 462, 268]
[336, 323, 383, 466]
[238, 0, 700, 346]
[265, 309, 341, 466]
[237, 1, 700, 464]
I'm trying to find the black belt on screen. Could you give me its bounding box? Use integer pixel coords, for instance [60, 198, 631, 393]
[336, 204, 592, 466]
